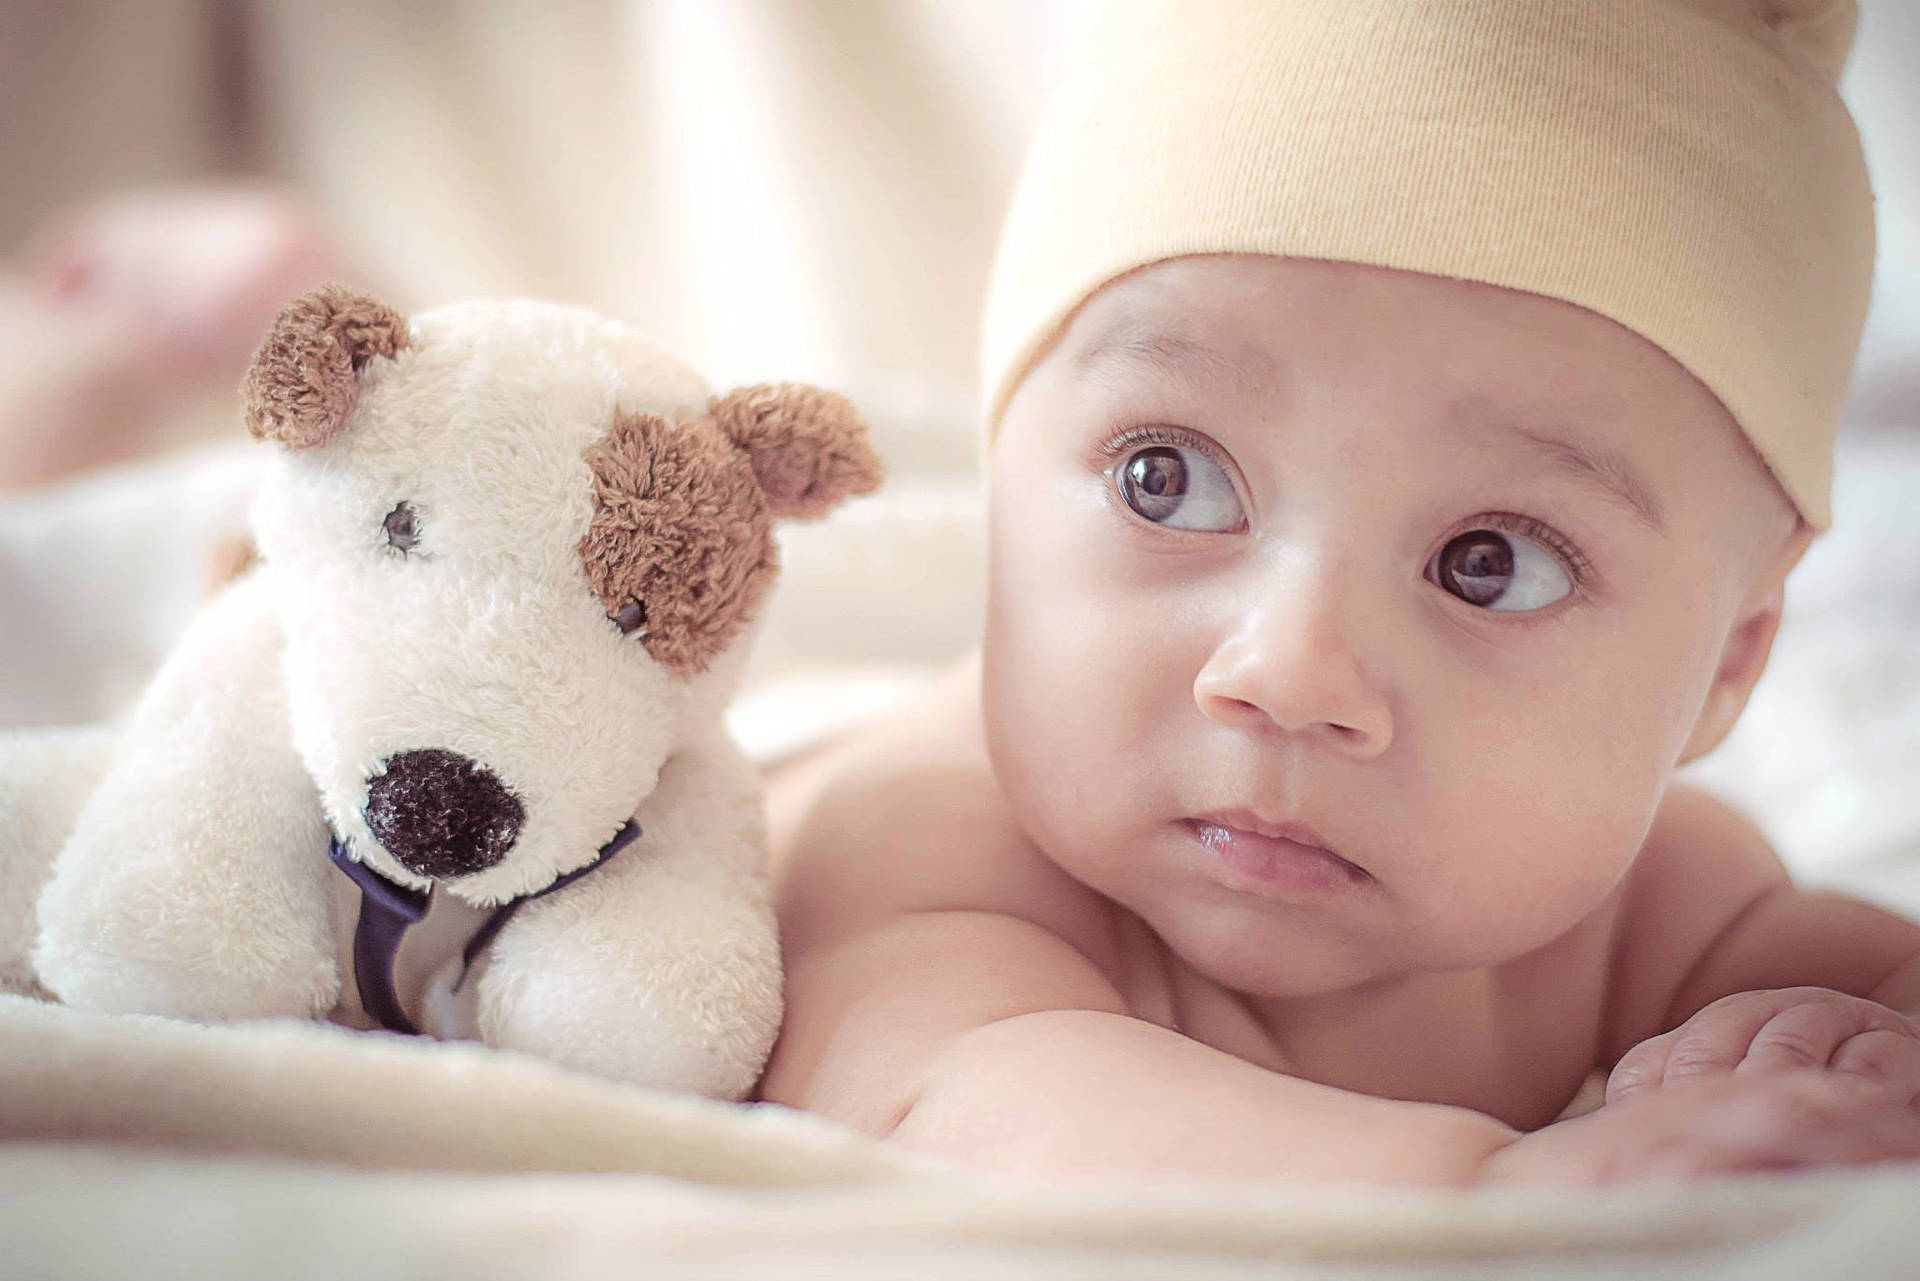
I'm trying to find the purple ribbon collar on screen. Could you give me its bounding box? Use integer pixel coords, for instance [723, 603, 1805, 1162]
[326, 819, 640, 1035]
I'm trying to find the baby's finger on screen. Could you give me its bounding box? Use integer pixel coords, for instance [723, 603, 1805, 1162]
[1828, 1029, 1920, 1099]
[1605, 1031, 1675, 1103]
[1734, 1000, 1858, 1076]
[1621, 1075, 1920, 1181]
[1654, 1001, 1789, 1086]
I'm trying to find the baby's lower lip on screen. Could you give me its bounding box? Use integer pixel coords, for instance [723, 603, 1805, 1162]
[1183, 820, 1371, 895]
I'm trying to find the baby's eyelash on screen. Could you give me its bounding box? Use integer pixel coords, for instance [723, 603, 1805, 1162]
[1466, 512, 1596, 588]
[1092, 423, 1225, 471]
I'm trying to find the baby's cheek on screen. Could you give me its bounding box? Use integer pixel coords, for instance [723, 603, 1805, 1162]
[984, 572, 1169, 821]
[1406, 729, 1653, 959]
[982, 643, 1164, 897]
[985, 656, 1119, 849]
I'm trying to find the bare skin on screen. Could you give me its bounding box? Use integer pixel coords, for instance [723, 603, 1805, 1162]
[759, 257, 1920, 1185]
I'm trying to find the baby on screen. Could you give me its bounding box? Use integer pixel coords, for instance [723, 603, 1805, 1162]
[759, 0, 1920, 1184]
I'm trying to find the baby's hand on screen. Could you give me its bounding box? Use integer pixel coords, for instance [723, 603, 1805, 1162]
[1482, 1068, 1920, 1185]
[1607, 987, 1920, 1104]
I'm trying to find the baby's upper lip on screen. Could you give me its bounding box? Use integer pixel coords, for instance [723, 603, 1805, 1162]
[1187, 809, 1367, 874]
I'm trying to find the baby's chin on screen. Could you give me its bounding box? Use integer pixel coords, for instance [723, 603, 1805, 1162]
[1151, 898, 1406, 1000]
[1118, 853, 1600, 1002]
[1058, 846, 1400, 999]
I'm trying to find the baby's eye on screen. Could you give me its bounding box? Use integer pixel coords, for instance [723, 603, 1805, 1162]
[1431, 530, 1571, 611]
[1114, 445, 1244, 532]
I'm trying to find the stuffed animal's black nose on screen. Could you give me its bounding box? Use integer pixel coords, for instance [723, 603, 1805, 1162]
[364, 749, 525, 878]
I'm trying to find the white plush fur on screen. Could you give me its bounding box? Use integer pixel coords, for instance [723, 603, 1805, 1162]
[5, 300, 786, 1096]
[467, 728, 781, 1098]
[252, 302, 717, 904]
[32, 574, 341, 1020]
[0, 726, 114, 994]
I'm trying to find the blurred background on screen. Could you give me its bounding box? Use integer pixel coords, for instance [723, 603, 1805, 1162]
[0, 0, 1090, 487]
[0, 1, 1914, 902]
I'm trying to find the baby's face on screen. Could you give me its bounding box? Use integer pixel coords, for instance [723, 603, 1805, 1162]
[983, 255, 1798, 997]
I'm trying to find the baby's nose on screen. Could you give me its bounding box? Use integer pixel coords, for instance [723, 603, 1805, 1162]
[1192, 594, 1393, 758]
[363, 748, 525, 878]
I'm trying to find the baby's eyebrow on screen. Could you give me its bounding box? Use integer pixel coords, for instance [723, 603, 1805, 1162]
[1076, 325, 1274, 394]
[1505, 424, 1668, 537]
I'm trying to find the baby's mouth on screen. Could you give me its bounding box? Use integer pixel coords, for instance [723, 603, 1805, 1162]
[1183, 811, 1372, 892]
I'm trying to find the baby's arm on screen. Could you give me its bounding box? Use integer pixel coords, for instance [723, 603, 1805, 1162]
[761, 908, 1518, 1183]
[1603, 784, 1920, 1102]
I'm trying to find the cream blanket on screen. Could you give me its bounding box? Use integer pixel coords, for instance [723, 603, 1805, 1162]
[3, 994, 1919, 1280]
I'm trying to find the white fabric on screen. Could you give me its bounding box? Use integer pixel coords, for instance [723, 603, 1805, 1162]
[4, 995, 1920, 1279]
[0, 440, 260, 727]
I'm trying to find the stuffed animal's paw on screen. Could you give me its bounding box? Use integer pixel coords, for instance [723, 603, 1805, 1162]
[474, 862, 782, 1098]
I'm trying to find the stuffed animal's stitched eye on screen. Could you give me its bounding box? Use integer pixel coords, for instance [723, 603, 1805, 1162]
[613, 600, 648, 635]
[383, 502, 419, 554]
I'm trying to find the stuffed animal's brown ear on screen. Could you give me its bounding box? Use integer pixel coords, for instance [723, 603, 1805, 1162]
[709, 383, 883, 520]
[240, 285, 409, 450]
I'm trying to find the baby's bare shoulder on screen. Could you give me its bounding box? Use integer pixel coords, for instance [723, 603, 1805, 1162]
[1598, 781, 1792, 1062]
[766, 656, 1119, 973]
[758, 658, 1136, 1122]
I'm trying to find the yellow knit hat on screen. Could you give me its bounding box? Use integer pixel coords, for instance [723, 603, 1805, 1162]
[979, 0, 1874, 527]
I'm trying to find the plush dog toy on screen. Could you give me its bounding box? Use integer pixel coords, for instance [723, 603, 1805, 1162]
[0, 287, 881, 1098]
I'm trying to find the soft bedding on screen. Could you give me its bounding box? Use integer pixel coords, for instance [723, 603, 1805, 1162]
[2, 428, 1918, 1278]
[4, 997, 1920, 1280]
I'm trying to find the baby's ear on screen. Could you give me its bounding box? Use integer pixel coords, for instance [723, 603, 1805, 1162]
[709, 383, 883, 520]
[1676, 522, 1814, 765]
[240, 285, 409, 450]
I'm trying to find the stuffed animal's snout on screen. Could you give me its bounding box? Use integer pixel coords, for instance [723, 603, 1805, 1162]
[363, 748, 525, 879]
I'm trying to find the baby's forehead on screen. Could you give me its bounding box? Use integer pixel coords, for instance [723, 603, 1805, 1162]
[1065, 257, 1629, 368]
[1057, 260, 1641, 435]
[1065, 258, 1751, 426]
